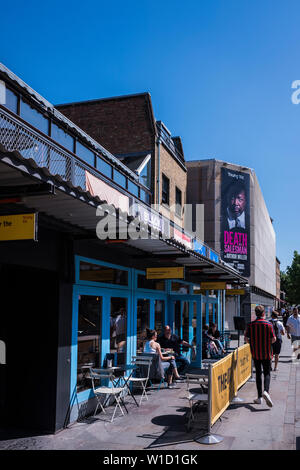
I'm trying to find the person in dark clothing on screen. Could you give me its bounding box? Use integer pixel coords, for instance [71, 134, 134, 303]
[157, 325, 193, 376]
[208, 322, 226, 354]
[244, 305, 276, 407]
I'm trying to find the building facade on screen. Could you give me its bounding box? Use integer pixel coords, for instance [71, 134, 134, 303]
[0, 64, 246, 434]
[187, 159, 277, 329]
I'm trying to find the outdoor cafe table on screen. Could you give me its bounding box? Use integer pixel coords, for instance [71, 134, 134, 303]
[108, 364, 140, 408]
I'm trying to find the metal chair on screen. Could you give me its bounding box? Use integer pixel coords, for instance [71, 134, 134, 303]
[185, 373, 209, 431]
[128, 355, 153, 405]
[89, 368, 125, 422]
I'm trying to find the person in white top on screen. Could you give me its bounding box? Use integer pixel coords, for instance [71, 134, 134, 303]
[143, 328, 177, 388]
[286, 307, 300, 352]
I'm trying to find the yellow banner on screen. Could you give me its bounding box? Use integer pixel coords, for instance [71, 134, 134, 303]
[0, 213, 37, 241]
[237, 344, 252, 389]
[146, 267, 184, 279]
[211, 351, 237, 426]
[201, 281, 226, 290]
[226, 289, 245, 296]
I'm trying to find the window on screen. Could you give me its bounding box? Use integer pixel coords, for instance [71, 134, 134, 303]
[155, 300, 165, 336]
[51, 122, 74, 152]
[175, 187, 182, 216]
[76, 141, 94, 166]
[139, 158, 151, 189]
[128, 180, 139, 197]
[77, 295, 102, 393]
[113, 169, 126, 187]
[162, 174, 169, 205]
[20, 99, 49, 135]
[80, 261, 128, 286]
[137, 274, 165, 291]
[4, 87, 18, 114]
[110, 298, 127, 366]
[136, 299, 150, 352]
[96, 156, 112, 178]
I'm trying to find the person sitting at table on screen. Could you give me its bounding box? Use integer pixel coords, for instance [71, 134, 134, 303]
[143, 328, 178, 388]
[208, 322, 226, 355]
[202, 324, 220, 358]
[157, 325, 193, 377]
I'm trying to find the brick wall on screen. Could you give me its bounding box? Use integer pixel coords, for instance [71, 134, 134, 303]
[57, 94, 155, 156]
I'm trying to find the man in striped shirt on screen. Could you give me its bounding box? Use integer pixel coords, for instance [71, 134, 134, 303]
[244, 305, 276, 407]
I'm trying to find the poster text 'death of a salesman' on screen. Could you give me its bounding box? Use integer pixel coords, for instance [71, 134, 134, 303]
[220, 168, 250, 277]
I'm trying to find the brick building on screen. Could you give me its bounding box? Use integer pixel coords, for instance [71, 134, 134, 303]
[56, 94, 187, 229]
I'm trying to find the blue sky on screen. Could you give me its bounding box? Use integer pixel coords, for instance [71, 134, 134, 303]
[2, 0, 300, 270]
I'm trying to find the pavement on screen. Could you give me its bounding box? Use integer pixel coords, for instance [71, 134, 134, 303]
[0, 335, 299, 451]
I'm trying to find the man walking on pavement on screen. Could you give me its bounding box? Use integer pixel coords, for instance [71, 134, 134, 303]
[286, 307, 300, 352]
[244, 305, 276, 407]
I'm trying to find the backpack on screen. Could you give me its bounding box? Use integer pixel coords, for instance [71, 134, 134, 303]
[271, 320, 281, 341]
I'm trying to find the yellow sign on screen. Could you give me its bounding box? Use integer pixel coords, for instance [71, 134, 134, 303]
[201, 282, 226, 290]
[211, 351, 237, 426]
[237, 344, 252, 389]
[226, 289, 245, 296]
[146, 267, 184, 279]
[0, 213, 37, 241]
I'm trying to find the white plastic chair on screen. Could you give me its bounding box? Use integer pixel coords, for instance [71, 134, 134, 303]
[89, 368, 125, 422]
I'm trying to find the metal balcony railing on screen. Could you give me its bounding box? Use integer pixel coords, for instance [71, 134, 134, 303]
[0, 106, 150, 203]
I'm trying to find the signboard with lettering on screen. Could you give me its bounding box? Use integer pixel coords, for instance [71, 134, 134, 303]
[226, 289, 245, 296]
[211, 351, 237, 425]
[193, 239, 207, 257]
[0, 213, 37, 241]
[146, 267, 184, 280]
[237, 344, 252, 388]
[201, 281, 227, 290]
[220, 167, 250, 277]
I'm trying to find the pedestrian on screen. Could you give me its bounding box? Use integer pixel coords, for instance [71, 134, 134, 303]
[244, 305, 276, 407]
[270, 311, 285, 371]
[157, 325, 193, 378]
[286, 307, 300, 352]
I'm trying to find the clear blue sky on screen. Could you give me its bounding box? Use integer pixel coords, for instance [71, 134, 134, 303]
[2, 0, 300, 270]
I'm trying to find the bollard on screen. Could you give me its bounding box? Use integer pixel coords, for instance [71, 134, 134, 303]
[194, 364, 224, 445]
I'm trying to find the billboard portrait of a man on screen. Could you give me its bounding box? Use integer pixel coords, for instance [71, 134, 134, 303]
[220, 168, 250, 277]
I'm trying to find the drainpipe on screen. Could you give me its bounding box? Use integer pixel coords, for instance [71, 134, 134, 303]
[156, 137, 161, 210]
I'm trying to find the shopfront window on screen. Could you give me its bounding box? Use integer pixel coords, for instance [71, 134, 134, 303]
[110, 298, 127, 366]
[182, 302, 189, 345]
[171, 282, 189, 293]
[79, 261, 128, 286]
[155, 300, 165, 336]
[202, 301, 206, 328]
[136, 299, 150, 352]
[77, 295, 102, 393]
[174, 300, 181, 336]
[192, 302, 197, 346]
[137, 274, 165, 291]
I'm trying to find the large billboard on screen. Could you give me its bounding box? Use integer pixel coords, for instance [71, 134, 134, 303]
[220, 167, 250, 277]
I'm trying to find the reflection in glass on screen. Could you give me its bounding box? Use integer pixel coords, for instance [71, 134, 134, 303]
[97, 157, 112, 178]
[209, 303, 213, 325]
[51, 122, 74, 152]
[128, 180, 139, 197]
[80, 261, 128, 286]
[154, 300, 164, 336]
[136, 299, 150, 352]
[5, 88, 18, 114]
[174, 301, 181, 337]
[21, 100, 49, 135]
[202, 302, 206, 329]
[182, 302, 189, 346]
[76, 140, 94, 166]
[113, 169, 126, 187]
[77, 295, 102, 393]
[137, 274, 165, 291]
[192, 302, 197, 347]
[110, 298, 127, 366]
[139, 159, 151, 188]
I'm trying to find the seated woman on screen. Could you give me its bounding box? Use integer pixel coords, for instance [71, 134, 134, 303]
[143, 328, 179, 388]
[208, 323, 226, 355]
[202, 324, 219, 358]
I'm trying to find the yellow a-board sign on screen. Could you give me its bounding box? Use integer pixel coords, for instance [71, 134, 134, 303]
[237, 344, 252, 389]
[146, 267, 184, 279]
[0, 213, 37, 241]
[211, 351, 237, 426]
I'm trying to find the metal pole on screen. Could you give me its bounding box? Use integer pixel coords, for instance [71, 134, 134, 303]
[194, 364, 223, 445]
[231, 345, 244, 403]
